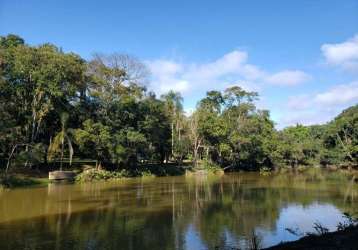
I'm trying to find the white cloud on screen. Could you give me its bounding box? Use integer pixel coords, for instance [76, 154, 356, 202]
[193, 50, 249, 80]
[148, 60, 183, 76]
[321, 34, 358, 71]
[147, 50, 309, 97]
[266, 70, 311, 86]
[314, 81, 358, 105]
[287, 94, 312, 110]
[159, 79, 189, 93]
[147, 60, 190, 93]
[279, 111, 336, 128]
[279, 81, 358, 128]
[278, 35, 358, 128]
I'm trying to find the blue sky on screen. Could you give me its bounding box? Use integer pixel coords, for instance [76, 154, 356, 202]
[1, 0, 358, 128]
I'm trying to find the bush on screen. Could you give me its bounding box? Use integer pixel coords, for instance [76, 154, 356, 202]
[140, 170, 155, 178]
[75, 169, 131, 182]
[259, 166, 272, 175]
[337, 213, 358, 231]
[199, 159, 222, 172]
[0, 173, 45, 188]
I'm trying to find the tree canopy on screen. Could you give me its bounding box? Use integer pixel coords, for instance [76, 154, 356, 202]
[1, 34, 357, 172]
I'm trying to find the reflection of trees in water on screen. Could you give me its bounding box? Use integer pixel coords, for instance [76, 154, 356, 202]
[184, 172, 358, 249]
[0, 171, 356, 250]
[0, 209, 184, 250]
[187, 175, 280, 249]
[344, 176, 357, 206]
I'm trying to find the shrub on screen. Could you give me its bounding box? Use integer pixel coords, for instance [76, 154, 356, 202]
[199, 159, 222, 172]
[259, 166, 272, 175]
[75, 169, 130, 182]
[337, 213, 358, 231]
[0, 173, 44, 188]
[140, 170, 155, 178]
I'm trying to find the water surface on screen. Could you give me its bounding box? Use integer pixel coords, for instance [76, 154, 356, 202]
[0, 170, 357, 249]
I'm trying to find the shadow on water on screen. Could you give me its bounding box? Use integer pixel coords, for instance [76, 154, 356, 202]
[0, 170, 357, 249]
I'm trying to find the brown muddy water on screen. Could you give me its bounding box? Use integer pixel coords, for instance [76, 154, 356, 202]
[0, 170, 357, 249]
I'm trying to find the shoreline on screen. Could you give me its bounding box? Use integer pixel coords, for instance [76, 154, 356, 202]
[1, 164, 357, 189]
[263, 226, 358, 250]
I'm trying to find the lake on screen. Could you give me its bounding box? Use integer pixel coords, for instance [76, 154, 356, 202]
[0, 170, 357, 249]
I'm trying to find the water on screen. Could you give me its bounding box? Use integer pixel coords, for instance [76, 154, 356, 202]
[0, 170, 357, 249]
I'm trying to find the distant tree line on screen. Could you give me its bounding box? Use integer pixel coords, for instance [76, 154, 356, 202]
[0, 34, 357, 172]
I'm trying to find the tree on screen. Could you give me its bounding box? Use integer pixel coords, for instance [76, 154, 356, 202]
[161, 91, 184, 160]
[188, 111, 202, 166]
[2, 34, 357, 174]
[47, 113, 74, 170]
[0, 35, 86, 168]
[276, 125, 321, 168]
[138, 95, 171, 163]
[224, 86, 258, 107]
[74, 120, 112, 169]
[322, 105, 358, 166]
[90, 53, 149, 86]
[0, 34, 24, 48]
[196, 91, 226, 163]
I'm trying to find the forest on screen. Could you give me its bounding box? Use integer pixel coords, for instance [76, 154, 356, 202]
[1, 34, 357, 178]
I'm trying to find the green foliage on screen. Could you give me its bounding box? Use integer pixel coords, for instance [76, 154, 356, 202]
[275, 125, 321, 168]
[0, 34, 357, 176]
[0, 34, 86, 169]
[74, 120, 112, 165]
[161, 91, 186, 161]
[47, 112, 74, 169]
[322, 105, 358, 166]
[198, 159, 222, 172]
[190, 86, 277, 171]
[0, 34, 24, 48]
[75, 169, 131, 182]
[13, 143, 46, 167]
[0, 173, 47, 188]
[140, 170, 156, 178]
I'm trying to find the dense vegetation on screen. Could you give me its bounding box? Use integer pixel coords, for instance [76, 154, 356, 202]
[0, 34, 357, 176]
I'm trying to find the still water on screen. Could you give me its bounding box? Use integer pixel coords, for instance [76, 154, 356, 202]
[0, 171, 357, 249]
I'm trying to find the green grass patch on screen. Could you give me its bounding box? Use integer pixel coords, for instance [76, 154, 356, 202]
[0, 173, 48, 188]
[196, 159, 223, 173]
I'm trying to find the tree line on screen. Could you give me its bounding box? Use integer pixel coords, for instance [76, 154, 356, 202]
[0, 34, 357, 172]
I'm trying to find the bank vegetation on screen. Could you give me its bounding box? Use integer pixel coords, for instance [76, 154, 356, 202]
[0, 34, 357, 185]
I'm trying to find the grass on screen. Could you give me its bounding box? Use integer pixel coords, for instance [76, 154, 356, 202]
[0, 173, 48, 189]
[192, 159, 223, 173]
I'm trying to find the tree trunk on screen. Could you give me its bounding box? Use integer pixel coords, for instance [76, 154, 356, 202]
[24, 144, 29, 167]
[6, 145, 17, 174]
[171, 122, 174, 159]
[193, 139, 201, 167]
[337, 133, 354, 162]
[60, 136, 64, 171]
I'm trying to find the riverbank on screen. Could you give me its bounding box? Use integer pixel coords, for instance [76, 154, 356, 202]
[0, 174, 49, 189]
[264, 225, 358, 250]
[0, 163, 189, 188]
[1, 163, 357, 189]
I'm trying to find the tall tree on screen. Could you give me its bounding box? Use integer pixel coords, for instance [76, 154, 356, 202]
[0, 35, 86, 167]
[47, 113, 74, 170]
[161, 91, 184, 160]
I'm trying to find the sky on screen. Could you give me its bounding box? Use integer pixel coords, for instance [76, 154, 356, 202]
[1, 0, 358, 128]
